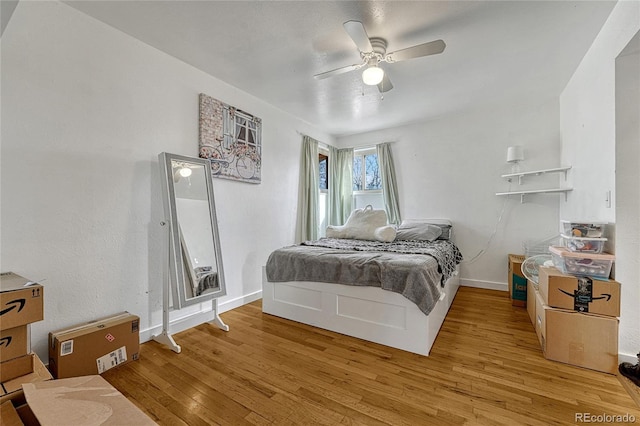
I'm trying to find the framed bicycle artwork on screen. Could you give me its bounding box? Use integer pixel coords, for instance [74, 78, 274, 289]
[198, 93, 262, 184]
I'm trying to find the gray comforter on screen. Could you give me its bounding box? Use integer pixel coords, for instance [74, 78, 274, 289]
[265, 238, 463, 316]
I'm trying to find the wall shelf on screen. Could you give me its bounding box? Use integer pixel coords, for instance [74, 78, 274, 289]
[496, 188, 573, 203]
[501, 166, 571, 185]
[497, 165, 572, 202]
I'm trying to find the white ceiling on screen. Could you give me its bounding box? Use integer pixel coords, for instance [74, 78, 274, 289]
[65, 1, 616, 137]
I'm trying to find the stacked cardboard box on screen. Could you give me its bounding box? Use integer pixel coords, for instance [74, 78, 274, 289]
[508, 254, 527, 307]
[0, 272, 52, 405]
[528, 266, 621, 374]
[49, 312, 140, 379]
[1, 375, 157, 426]
[22, 375, 156, 425]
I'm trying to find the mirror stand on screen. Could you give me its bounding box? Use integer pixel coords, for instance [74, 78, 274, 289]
[209, 302, 229, 331]
[153, 331, 181, 354]
[152, 221, 229, 353]
[152, 220, 183, 353]
[153, 152, 230, 353]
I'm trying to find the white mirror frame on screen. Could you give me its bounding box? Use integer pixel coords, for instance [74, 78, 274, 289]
[154, 152, 228, 353]
[159, 152, 227, 308]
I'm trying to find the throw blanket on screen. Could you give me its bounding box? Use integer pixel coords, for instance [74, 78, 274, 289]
[194, 266, 218, 296]
[303, 238, 462, 285]
[266, 238, 463, 316]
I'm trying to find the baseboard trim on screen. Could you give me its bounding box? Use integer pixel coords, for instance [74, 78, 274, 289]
[219, 289, 262, 313]
[619, 352, 638, 365]
[140, 290, 263, 343]
[460, 278, 508, 292]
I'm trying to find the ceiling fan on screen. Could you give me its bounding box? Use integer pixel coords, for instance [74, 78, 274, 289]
[314, 20, 446, 93]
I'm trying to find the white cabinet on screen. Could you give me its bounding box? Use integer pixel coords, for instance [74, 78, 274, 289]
[496, 166, 572, 203]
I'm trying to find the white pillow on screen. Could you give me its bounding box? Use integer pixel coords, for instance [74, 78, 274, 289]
[395, 222, 442, 242]
[373, 225, 397, 243]
[326, 206, 395, 242]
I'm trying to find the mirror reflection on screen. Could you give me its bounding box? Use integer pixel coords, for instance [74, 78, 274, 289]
[159, 153, 226, 309]
[172, 160, 220, 297]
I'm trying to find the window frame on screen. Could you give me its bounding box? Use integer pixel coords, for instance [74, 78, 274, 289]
[317, 147, 330, 237]
[318, 152, 329, 192]
[353, 147, 382, 194]
[233, 109, 261, 155]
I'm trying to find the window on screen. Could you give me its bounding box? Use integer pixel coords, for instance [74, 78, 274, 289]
[318, 150, 329, 237]
[352, 149, 384, 210]
[235, 113, 259, 151]
[319, 154, 328, 190]
[353, 151, 381, 191]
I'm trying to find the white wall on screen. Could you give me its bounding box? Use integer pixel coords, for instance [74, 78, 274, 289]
[1, 1, 333, 362]
[0, 0, 19, 36]
[616, 38, 640, 364]
[337, 98, 563, 289]
[560, 1, 640, 361]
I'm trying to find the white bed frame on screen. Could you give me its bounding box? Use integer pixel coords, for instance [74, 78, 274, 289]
[261, 267, 460, 356]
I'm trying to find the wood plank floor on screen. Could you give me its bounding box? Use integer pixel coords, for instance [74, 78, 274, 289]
[103, 287, 640, 425]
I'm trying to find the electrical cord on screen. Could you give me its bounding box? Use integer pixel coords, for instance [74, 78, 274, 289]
[461, 181, 512, 264]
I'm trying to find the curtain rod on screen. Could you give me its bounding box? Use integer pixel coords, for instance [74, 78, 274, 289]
[352, 141, 396, 151]
[296, 131, 396, 151]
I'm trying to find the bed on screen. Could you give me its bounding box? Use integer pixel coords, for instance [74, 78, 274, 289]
[262, 219, 463, 356]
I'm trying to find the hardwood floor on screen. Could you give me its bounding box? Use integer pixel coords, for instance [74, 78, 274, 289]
[103, 287, 640, 425]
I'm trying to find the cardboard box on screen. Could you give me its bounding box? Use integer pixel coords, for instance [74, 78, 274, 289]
[539, 266, 621, 317]
[48, 312, 140, 379]
[0, 273, 44, 330]
[15, 404, 39, 426]
[1, 400, 25, 426]
[0, 353, 52, 406]
[508, 254, 527, 307]
[0, 354, 34, 383]
[23, 375, 156, 426]
[543, 308, 619, 374]
[526, 280, 537, 326]
[534, 287, 548, 348]
[0, 326, 29, 363]
[533, 288, 618, 374]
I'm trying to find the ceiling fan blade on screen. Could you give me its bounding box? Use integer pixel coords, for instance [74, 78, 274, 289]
[377, 73, 393, 93]
[386, 39, 446, 63]
[313, 63, 362, 80]
[343, 20, 373, 53]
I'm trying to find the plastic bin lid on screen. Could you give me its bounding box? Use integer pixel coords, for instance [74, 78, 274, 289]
[560, 220, 608, 225]
[549, 245, 614, 260]
[560, 233, 607, 242]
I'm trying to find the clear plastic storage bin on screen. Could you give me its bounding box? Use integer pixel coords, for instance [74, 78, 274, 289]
[549, 246, 614, 279]
[561, 220, 606, 238]
[523, 235, 562, 258]
[561, 234, 607, 253]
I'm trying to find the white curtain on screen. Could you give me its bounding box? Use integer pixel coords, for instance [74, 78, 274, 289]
[296, 135, 319, 242]
[376, 142, 401, 225]
[328, 147, 354, 226]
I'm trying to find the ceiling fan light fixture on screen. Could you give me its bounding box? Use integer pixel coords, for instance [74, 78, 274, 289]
[179, 167, 192, 178]
[362, 66, 384, 86]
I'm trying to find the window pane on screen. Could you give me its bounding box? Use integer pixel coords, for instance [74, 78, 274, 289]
[365, 154, 381, 190]
[319, 156, 328, 190]
[353, 156, 363, 190]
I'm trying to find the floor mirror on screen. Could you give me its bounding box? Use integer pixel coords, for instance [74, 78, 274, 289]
[154, 152, 228, 353]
